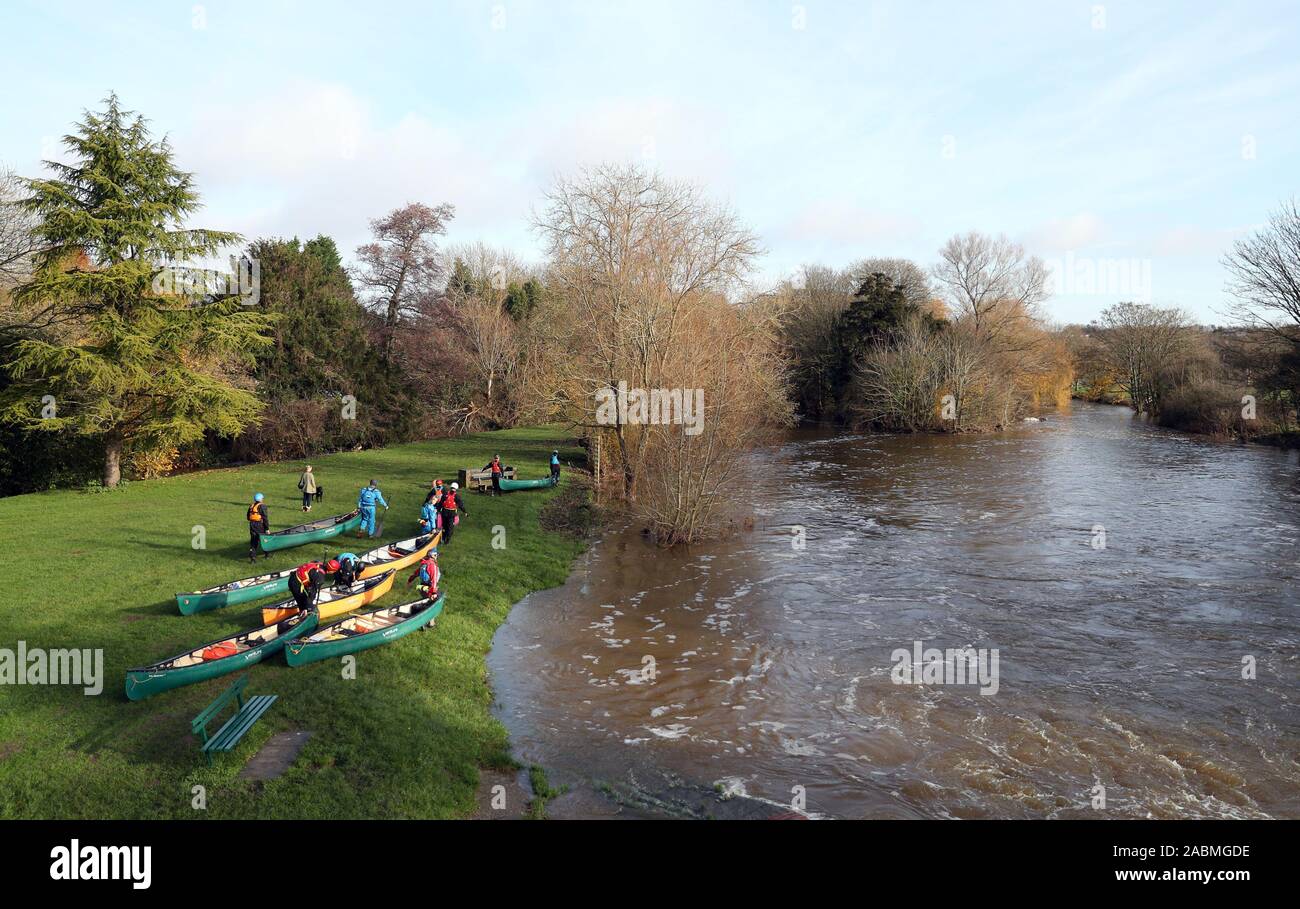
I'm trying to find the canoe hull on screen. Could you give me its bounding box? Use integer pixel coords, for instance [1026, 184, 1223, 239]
[124, 612, 318, 701]
[356, 533, 438, 580]
[260, 569, 396, 626]
[497, 475, 559, 491]
[175, 574, 292, 615]
[286, 595, 445, 666]
[259, 510, 364, 553]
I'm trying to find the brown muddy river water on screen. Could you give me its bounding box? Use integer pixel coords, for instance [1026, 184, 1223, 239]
[488, 402, 1300, 818]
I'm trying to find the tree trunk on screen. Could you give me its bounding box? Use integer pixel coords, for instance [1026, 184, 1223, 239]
[103, 436, 122, 488]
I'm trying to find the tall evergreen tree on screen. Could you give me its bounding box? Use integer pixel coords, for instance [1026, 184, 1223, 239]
[0, 95, 273, 486]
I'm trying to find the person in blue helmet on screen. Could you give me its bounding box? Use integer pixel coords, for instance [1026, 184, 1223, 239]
[333, 551, 361, 587]
[246, 492, 270, 563]
[356, 479, 388, 537]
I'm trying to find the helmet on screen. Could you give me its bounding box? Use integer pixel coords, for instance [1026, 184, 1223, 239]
[337, 552, 357, 564]
[326, 559, 341, 572]
[369, 478, 377, 486]
[254, 493, 264, 502]
[450, 482, 459, 490]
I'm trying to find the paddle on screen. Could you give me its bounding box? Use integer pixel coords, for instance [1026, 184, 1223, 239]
[375, 503, 388, 538]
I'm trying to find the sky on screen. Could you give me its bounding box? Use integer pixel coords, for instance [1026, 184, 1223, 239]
[1, 0, 1297, 324]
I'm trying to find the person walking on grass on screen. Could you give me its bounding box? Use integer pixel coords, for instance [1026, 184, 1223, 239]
[357, 478, 388, 538]
[550, 450, 561, 481]
[439, 482, 468, 544]
[419, 488, 441, 539]
[484, 454, 504, 496]
[298, 465, 317, 512]
[247, 493, 270, 563]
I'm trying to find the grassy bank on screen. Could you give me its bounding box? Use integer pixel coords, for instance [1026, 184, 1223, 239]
[0, 427, 587, 819]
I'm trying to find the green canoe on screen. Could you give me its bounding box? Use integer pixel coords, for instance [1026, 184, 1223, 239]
[175, 567, 295, 614]
[497, 475, 559, 491]
[285, 594, 445, 667]
[124, 610, 318, 700]
[258, 509, 363, 553]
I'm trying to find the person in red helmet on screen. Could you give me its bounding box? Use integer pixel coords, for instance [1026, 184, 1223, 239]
[405, 550, 441, 599]
[288, 558, 338, 611]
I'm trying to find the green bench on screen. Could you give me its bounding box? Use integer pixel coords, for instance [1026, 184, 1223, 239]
[191, 675, 277, 766]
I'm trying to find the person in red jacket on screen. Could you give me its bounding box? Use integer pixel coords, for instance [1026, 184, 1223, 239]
[406, 552, 441, 599]
[439, 482, 468, 544]
[288, 558, 339, 611]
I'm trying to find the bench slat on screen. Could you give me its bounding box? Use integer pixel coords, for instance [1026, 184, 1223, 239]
[191, 675, 249, 733]
[202, 695, 278, 753]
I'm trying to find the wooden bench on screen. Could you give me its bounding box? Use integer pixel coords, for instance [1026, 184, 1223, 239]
[457, 465, 517, 491]
[191, 675, 277, 766]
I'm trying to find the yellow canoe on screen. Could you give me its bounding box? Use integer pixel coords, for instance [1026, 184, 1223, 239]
[354, 533, 439, 580]
[261, 569, 396, 626]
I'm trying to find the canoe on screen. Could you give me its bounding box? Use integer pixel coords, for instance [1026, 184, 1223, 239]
[497, 475, 559, 491]
[260, 569, 396, 626]
[124, 610, 318, 701]
[285, 593, 446, 667]
[353, 532, 439, 580]
[175, 567, 295, 614]
[258, 509, 364, 553]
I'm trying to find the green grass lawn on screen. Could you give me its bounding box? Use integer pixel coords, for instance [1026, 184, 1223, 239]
[0, 427, 587, 819]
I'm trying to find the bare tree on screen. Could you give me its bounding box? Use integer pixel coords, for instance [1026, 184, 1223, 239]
[1097, 302, 1192, 415]
[1223, 198, 1300, 341]
[932, 231, 1050, 351]
[531, 164, 762, 506]
[0, 165, 41, 292]
[453, 293, 519, 428]
[847, 256, 934, 309]
[355, 202, 454, 342]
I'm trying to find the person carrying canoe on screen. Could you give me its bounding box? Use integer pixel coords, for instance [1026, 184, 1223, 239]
[333, 552, 361, 587]
[550, 450, 561, 481]
[419, 488, 441, 538]
[405, 550, 441, 599]
[438, 482, 468, 544]
[356, 479, 389, 538]
[247, 493, 270, 563]
[483, 454, 504, 496]
[289, 558, 339, 611]
[298, 465, 317, 513]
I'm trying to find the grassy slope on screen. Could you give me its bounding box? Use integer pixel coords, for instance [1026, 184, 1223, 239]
[0, 427, 585, 819]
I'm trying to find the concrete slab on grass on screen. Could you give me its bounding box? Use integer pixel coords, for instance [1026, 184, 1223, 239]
[240, 731, 312, 781]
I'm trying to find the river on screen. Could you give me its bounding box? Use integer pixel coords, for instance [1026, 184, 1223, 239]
[487, 402, 1300, 819]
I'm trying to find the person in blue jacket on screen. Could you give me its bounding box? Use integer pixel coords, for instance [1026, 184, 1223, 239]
[356, 479, 388, 537]
[419, 488, 441, 539]
[550, 450, 561, 481]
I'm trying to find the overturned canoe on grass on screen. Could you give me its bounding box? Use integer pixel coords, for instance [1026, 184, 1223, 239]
[285, 593, 445, 666]
[258, 509, 363, 553]
[497, 475, 559, 491]
[125, 610, 318, 701]
[353, 532, 439, 580]
[260, 569, 396, 626]
[175, 567, 296, 614]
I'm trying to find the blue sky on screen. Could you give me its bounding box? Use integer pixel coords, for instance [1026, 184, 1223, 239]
[1, 0, 1297, 323]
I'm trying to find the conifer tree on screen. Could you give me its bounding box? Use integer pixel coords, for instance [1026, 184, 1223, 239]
[0, 95, 272, 486]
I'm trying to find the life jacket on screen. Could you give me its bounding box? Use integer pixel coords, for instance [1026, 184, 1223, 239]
[490, 458, 502, 476]
[294, 561, 322, 585]
[417, 557, 440, 591]
[439, 490, 458, 511]
[247, 502, 265, 523]
[358, 486, 380, 508]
